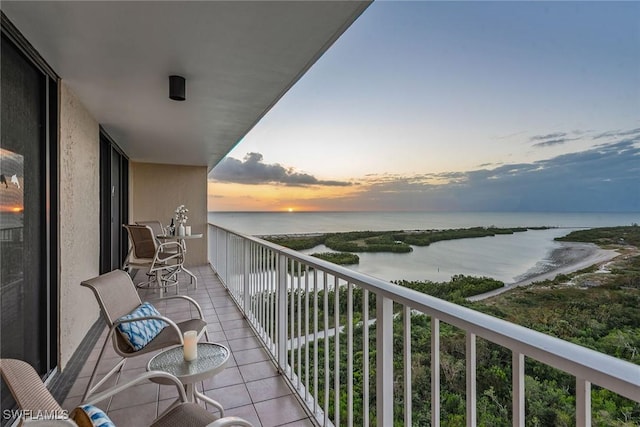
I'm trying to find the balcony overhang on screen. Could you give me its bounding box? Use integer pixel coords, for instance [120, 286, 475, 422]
[2, 1, 371, 171]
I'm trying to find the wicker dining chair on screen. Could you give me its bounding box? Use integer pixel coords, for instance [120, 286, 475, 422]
[0, 358, 253, 427]
[80, 269, 209, 402]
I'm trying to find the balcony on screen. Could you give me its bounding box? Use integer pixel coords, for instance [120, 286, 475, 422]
[57, 223, 640, 426]
[62, 265, 315, 427]
[7, 2, 637, 425]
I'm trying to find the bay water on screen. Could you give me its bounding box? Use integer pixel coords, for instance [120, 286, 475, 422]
[208, 211, 639, 284]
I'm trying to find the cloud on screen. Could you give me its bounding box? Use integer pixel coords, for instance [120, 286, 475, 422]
[351, 136, 640, 212]
[530, 132, 568, 141]
[528, 132, 581, 148]
[210, 152, 352, 187]
[593, 128, 640, 140]
[532, 138, 574, 148]
[210, 128, 640, 213]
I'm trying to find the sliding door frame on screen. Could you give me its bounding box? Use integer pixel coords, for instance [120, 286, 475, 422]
[99, 128, 129, 274]
[1, 12, 59, 377]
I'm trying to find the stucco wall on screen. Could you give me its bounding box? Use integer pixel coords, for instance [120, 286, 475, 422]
[130, 162, 207, 266]
[58, 82, 100, 370]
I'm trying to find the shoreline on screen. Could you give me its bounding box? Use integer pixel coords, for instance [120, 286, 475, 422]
[468, 242, 620, 301]
[259, 229, 623, 302]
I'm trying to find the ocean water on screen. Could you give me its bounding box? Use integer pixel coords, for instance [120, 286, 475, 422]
[208, 211, 639, 284]
[209, 211, 639, 236]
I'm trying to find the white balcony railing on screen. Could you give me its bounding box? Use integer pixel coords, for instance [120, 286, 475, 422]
[207, 223, 640, 426]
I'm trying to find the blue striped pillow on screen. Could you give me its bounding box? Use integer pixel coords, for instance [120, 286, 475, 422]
[116, 302, 167, 351]
[73, 405, 115, 427]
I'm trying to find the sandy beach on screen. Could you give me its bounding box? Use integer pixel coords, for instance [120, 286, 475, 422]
[468, 242, 620, 301]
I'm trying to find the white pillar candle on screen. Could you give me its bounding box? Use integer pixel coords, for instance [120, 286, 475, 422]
[185, 225, 191, 236]
[183, 330, 198, 361]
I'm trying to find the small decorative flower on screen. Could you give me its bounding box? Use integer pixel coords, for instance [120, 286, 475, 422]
[175, 205, 189, 224]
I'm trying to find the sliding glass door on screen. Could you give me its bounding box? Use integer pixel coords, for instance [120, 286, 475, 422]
[100, 131, 129, 274]
[1, 25, 58, 421]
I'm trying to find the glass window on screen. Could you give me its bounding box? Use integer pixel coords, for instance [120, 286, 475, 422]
[1, 32, 56, 424]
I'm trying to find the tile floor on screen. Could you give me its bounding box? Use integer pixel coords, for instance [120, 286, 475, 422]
[62, 266, 315, 427]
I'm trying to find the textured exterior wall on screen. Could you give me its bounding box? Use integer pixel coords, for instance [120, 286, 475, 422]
[130, 162, 207, 266]
[58, 82, 100, 369]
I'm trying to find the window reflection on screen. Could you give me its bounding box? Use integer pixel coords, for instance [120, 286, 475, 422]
[0, 148, 24, 361]
[0, 148, 24, 259]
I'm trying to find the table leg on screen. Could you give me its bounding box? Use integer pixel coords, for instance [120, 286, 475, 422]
[185, 383, 196, 402]
[179, 239, 198, 289]
[181, 267, 198, 289]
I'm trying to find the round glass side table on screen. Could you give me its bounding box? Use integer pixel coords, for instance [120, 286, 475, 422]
[147, 342, 230, 416]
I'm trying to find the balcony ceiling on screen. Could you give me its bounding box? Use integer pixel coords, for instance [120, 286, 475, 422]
[2, 1, 370, 171]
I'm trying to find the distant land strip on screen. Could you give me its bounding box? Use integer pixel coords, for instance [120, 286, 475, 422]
[262, 226, 552, 254]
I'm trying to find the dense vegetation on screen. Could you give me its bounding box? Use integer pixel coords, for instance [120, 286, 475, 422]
[325, 231, 413, 253]
[394, 275, 504, 303]
[267, 234, 325, 250]
[265, 226, 545, 254]
[283, 226, 640, 426]
[555, 225, 640, 247]
[311, 252, 360, 265]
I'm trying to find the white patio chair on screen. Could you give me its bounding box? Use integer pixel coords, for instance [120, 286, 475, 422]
[0, 358, 253, 427]
[123, 224, 183, 296]
[80, 270, 209, 402]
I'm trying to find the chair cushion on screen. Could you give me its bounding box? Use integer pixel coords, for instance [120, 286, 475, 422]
[70, 404, 115, 427]
[116, 302, 167, 351]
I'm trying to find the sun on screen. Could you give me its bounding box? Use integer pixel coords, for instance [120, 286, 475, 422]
[287, 207, 294, 212]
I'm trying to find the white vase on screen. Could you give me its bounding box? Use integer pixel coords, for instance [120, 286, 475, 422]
[178, 223, 185, 236]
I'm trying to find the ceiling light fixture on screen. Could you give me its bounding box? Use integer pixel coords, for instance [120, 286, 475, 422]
[169, 75, 186, 101]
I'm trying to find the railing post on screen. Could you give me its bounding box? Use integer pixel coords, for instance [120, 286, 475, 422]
[376, 294, 393, 426]
[243, 239, 251, 315]
[466, 332, 477, 427]
[431, 317, 440, 427]
[576, 378, 591, 427]
[223, 231, 229, 285]
[513, 352, 525, 427]
[277, 254, 288, 370]
[363, 289, 370, 426]
[403, 306, 412, 427]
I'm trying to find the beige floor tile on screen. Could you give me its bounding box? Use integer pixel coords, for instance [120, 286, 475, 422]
[221, 319, 247, 330]
[222, 404, 263, 427]
[254, 395, 308, 427]
[107, 401, 158, 427]
[64, 267, 310, 427]
[246, 376, 292, 403]
[228, 336, 262, 352]
[233, 347, 271, 366]
[108, 382, 158, 411]
[217, 311, 244, 321]
[239, 360, 279, 383]
[278, 419, 315, 427]
[203, 383, 252, 410]
[213, 305, 242, 315]
[202, 366, 244, 390]
[223, 327, 256, 340]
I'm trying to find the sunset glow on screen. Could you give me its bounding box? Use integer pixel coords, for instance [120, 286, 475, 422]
[207, 180, 363, 212]
[208, 1, 639, 213]
[0, 205, 24, 213]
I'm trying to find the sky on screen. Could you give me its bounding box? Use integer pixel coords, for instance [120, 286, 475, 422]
[208, 1, 640, 212]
